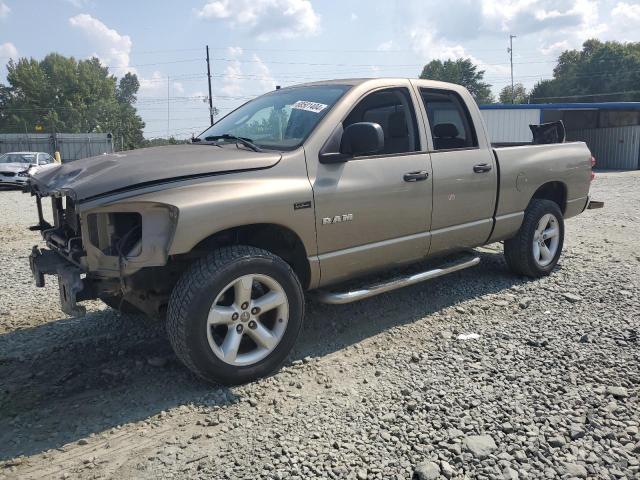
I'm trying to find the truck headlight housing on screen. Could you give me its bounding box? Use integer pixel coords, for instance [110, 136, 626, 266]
[87, 211, 143, 257]
[82, 202, 178, 275]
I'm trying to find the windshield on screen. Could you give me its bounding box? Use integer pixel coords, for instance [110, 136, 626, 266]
[0, 153, 37, 164]
[198, 85, 350, 150]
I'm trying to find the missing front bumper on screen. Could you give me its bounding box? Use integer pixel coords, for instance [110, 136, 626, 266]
[29, 246, 86, 317]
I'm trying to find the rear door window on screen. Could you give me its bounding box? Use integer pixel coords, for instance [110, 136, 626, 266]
[420, 89, 478, 151]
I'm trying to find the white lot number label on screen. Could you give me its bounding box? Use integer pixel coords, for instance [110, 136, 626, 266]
[292, 100, 328, 114]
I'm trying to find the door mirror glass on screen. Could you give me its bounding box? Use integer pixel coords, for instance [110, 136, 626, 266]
[340, 122, 384, 157]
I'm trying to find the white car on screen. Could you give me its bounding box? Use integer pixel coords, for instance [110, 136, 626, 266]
[0, 152, 57, 188]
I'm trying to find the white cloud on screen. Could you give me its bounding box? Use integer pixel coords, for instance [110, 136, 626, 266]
[252, 54, 276, 91]
[539, 40, 571, 55]
[480, 0, 585, 33]
[221, 58, 243, 95]
[350, 13, 358, 21]
[0, 41, 18, 60]
[172, 81, 185, 95]
[138, 70, 166, 97]
[611, 2, 640, 40]
[196, 0, 321, 40]
[612, 1, 640, 21]
[216, 49, 276, 97]
[65, 0, 90, 7]
[401, 0, 611, 72]
[0, 1, 10, 19]
[409, 28, 510, 81]
[227, 46, 243, 58]
[477, 0, 608, 51]
[67, 13, 180, 100]
[69, 13, 132, 73]
[377, 40, 394, 52]
[410, 28, 474, 61]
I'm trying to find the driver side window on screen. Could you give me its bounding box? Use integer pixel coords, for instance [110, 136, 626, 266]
[343, 87, 420, 155]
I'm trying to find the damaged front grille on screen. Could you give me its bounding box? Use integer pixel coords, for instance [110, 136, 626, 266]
[35, 195, 85, 263]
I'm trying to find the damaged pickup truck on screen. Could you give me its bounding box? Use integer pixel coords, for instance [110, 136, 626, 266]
[27, 78, 602, 385]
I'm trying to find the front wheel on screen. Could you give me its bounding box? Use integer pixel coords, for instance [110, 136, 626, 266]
[166, 246, 304, 385]
[504, 199, 565, 277]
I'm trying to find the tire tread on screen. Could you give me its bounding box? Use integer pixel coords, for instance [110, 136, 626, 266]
[504, 199, 563, 278]
[166, 245, 301, 383]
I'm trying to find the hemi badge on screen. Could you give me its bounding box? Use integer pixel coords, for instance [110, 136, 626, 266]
[294, 201, 312, 210]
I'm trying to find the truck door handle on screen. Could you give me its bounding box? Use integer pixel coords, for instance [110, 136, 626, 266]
[403, 171, 429, 182]
[473, 163, 492, 173]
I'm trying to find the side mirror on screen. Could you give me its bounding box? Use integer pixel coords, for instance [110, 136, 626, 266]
[341, 122, 384, 157]
[318, 122, 384, 164]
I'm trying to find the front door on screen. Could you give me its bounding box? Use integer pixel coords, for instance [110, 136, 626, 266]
[415, 86, 497, 255]
[312, 86, 433, 286]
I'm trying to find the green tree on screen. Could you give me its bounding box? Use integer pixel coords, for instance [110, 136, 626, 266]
[116, 72, 140, 104]
[499, 83, 528, 104]
[530, 39, 640, 103]
[141, 136, 190, 148]
[0, 53, 145, 149]
[420, 58, 494, 104]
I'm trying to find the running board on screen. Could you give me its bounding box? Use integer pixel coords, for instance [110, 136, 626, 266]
[310, 255, 480, 305]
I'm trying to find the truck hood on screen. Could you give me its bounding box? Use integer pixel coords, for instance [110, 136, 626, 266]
[30, 144, 282, 201]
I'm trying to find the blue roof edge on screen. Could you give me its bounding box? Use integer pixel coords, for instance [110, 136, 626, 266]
[479, 102, 640, 110]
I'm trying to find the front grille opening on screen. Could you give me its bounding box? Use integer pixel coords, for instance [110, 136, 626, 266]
[87, 212, 142, 257]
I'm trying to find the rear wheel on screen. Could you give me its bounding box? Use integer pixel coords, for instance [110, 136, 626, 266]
[504, 199, 564, 277]
[166, 245, 304, 385]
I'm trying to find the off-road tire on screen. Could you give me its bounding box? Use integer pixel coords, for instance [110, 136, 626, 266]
[166, 245, 304, 385]
[100, 295, 142, 314]
[504, 199, 564, 277]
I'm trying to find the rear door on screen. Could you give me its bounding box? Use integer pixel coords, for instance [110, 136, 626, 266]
[414, 86, 497, 255]
[312, 86, 433, 285]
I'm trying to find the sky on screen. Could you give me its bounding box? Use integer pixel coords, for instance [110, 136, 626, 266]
[1, 0, 639, 139]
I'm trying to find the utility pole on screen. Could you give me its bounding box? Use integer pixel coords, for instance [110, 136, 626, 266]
[508, 34, 517, 104]
[206, 45, 214, 125]
[167, 75, 170, 139]
[50, 112, 58, 154]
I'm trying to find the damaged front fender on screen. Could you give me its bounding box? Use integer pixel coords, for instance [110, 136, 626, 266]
[80, 202, 179, 278]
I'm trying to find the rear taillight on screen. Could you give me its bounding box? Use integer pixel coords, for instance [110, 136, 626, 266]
[590, 155, 596, 181]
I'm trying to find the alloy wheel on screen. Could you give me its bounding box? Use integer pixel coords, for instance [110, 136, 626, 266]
[206, 274, 289, 366]
[532, 213, 560, 267]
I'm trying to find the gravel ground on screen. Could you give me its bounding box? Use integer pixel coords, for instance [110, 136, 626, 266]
[0, 172, 638, 480]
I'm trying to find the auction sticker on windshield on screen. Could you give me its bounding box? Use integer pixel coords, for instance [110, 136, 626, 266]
[292, 100, 328, 113]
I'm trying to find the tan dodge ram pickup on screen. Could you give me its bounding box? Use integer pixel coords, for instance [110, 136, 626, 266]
[27, 78, 601, 384]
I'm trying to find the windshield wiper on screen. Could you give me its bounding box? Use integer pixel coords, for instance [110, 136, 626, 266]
[204, 134, 263, 152]
[191, 137, 222, 148]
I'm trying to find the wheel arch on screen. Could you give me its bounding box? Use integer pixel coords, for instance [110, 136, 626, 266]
[530, 181, 567, 214]
[189, 223, 311, 289]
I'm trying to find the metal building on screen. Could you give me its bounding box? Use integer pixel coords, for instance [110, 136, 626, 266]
[480, 103, 640, 170]
[0, 133, 114, 162]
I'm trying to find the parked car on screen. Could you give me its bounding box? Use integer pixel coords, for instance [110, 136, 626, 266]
[26, 78, 602, 385]
[0, 151, 56, 188]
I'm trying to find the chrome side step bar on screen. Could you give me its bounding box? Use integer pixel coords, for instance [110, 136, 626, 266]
[310, 255, 480, 305]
